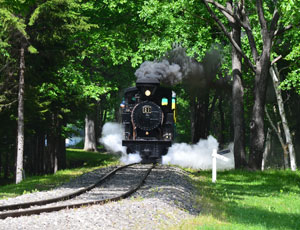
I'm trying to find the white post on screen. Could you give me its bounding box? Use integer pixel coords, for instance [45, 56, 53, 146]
[212, 148, 229, 183]
[212, 149, 217, 183]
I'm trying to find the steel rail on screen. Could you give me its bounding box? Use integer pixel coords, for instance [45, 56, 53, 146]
[0, 164, 154, 219]
[0, 163, 137, 212]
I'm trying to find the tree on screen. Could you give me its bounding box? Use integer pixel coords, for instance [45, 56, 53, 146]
[269, 63, 296, 170]
[0, 0, 36, 183]
[202, 1, 247, 167]
[1, 0, 95, 178]
[203, 0, 299, 169]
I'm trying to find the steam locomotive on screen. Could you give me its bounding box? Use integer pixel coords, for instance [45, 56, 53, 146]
[121, 76, 176, 163]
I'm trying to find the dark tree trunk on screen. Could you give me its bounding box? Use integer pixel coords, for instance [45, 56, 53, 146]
[95, 98, 107, 145]
[47, 132, 55, 173]
[101, 110, 107, 137]
[191, 93, 211, 143]
[4, 150, 10, 179]
[58, 131, 66, 170]
[249, 51, 271, 169]
[206, 92, 218, 135]
[265, 106, 289, 169]
[29, 132, 46, 174]
[218, 97, 225, 146]
[192, 97, 204, 143]
[38, 133, 46, 174]
[231, 24, 247, 168]
[43, 134, 49, 173]
[95, 102, 101, 145]
[46, 113, 66, 173]
[190, 97, 196, 143]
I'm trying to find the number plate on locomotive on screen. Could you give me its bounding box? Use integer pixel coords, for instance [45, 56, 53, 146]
[142, 105, 152, 114]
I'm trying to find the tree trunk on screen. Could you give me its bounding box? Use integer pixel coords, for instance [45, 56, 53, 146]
[84, 113, 97, 152]
[34, 132, 46, 174]
[206, 92, 218, 135]
[190, 97, 196, 143]
[218, 97, 225, 146]
[270, 65, 297, 170]
[56, 120, 66, 171]
[16, 43, 26, 184]
[46, 113, 66, 173]
[4, 150, 9, 179]
[57, 127, 66, 170]
[203, 0, 281, 170]
[231, 23, 247, 168]
[191, 95, 210, 143]
[277, 121, 289, 169]
[95, 102, 101, 145]
[262, 128, 271, 170]
[95, 98, 107, 145]
[265, 106, 289, 169]
[249, 50, 271, 170]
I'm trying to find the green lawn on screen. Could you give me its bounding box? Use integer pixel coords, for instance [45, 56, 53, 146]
[1, 152, 300, 230]
[177, 169, 300, 230]
[0, 149, 119, 199]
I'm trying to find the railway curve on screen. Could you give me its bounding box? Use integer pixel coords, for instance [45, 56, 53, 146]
[0, 163, 154, 219]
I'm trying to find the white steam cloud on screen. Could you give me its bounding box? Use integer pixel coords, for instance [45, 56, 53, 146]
[99, 122, 141, 164]
[163, 136, 235, 170]
[100, 122, 126, 154]
[120, 153, 142, 164]
[100, 123, 234, 169]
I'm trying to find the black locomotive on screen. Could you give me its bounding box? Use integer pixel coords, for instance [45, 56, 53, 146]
[121, 76, 176, 163]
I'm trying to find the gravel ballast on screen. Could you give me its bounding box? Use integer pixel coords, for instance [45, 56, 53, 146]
[0, 164, 200, 230]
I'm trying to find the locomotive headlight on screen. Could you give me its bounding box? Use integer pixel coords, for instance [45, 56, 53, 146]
[145, 90, 151, 96]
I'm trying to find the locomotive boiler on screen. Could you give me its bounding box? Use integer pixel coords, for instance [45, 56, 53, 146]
[121, 76, 176, 163]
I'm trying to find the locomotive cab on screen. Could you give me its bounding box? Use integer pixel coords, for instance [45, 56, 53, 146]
[121, 78, 175, 163]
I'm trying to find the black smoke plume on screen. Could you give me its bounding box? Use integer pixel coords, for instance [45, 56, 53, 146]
[134, 46, 228, 92]
[134, 60, 183, 85]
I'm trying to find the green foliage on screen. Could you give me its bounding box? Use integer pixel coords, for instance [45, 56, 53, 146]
[137, 0, 215, 62]
[280, 70, 300, 94]
[277, 21, 300, 95]
[1, 0, 300, 177]
[27, 45, 38, 54]
[0, 6, 27, 38]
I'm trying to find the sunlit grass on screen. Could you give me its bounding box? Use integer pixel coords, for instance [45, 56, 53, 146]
[0, 149, 119, 199]
[2, 151, 300, 230]
[174, 169, 300, 230]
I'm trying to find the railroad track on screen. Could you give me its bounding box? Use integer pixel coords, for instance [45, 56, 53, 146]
[0, 163, 155, 219]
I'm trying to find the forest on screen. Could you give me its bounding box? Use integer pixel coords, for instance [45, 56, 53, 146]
[0, 0, 300, 184]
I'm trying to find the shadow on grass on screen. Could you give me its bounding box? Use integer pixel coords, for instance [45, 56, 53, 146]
[223, 200, 300, 230]
[192, 169, 300, 229]
[193, 169, 300, 198]
[0, 149, 120, 199]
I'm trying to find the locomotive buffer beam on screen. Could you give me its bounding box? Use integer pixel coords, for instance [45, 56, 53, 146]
[123, 139, 171, 163]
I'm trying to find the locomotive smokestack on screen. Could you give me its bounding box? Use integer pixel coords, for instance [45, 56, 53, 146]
[134, 60, 183, 85]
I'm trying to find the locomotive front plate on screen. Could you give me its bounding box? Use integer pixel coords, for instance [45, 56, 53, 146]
[132, 101, 163, 131]
[142, 105, 152, 114]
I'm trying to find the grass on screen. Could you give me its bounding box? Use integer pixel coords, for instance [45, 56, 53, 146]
[1, 152, 300, 230]
[0, 149, 119, 199]
[175, 169, 300, 230]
